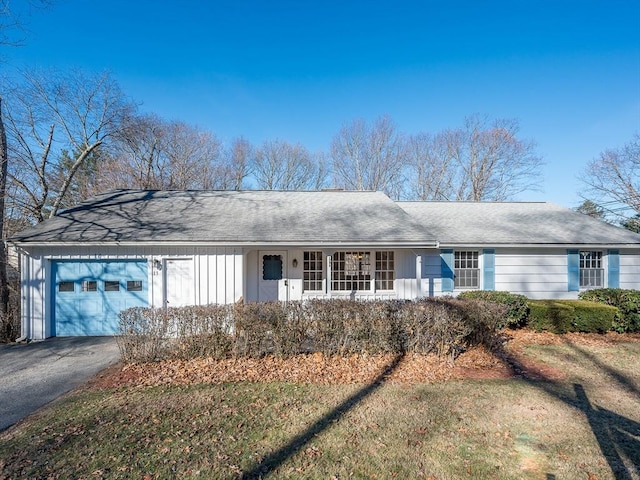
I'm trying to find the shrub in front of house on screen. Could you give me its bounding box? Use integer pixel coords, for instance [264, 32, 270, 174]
[234, 301, 311, 357]
[457, 290, 529, 328]
[306, 299, 408, 355]
[527, 300, 616, 334]
[117, 297, 507, 362]
[116, 307, 172, 362]
[578, 288, 640, 333]
[170, 304, 234, 360]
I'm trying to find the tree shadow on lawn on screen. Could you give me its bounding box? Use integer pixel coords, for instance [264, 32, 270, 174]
[240, 353, 404, 480]
[495, 340, 640, 480]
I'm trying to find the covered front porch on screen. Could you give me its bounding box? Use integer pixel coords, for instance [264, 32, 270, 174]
[244, 248, 438, 303]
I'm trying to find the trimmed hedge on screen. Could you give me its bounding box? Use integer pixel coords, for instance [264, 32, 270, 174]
[117, 298, 507, 362]
[457, 291, 529, 328]
[527, 300, 616, 334]
[578, 288, 640, 333]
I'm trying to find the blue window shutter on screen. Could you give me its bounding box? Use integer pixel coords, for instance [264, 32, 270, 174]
[608, 250, 620, 288]
[567, 249, 579, 292]
[483, 249, 495, 291]
[441, 249, 454, 293]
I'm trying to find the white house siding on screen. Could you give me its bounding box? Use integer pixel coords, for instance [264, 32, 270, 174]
[494, 248, 640, 299]
[20, 251, 48, 340]
[493, 248, 571, 299]
[620, 249, 640, 289]
[423, 247, 640, 300]
[18, 245, 243, 340]
[420, 250, 443, 297]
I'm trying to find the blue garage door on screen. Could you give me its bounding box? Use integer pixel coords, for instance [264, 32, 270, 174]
[53, 260, 148, 336]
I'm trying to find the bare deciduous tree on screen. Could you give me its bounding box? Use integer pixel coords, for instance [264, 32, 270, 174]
[1, 0, 53, 338]
[97, 115, 236, 191]
[443, 115, 543, 201]
[331, 115, 406, 198]
[217, 137, 252, 190]
[162, 121, 221, 189]
[252, 139, 327, 190]
[4, 68, 135, 222]
[405, 132, 455, 200]
[580, 134, 640, 221]
[0, 98, 9, 324]
[98, 113, 166, 190]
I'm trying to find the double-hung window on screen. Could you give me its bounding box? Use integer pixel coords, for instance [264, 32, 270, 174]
[454, 251, 479, 289]
[375, 251, 395, 290]
[580, 251, 603, 288]
[303, 251, 323, 291]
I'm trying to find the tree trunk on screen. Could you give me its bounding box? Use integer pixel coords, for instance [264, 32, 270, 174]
[0, 98, 10, 322]
[48, 140, 102, 218]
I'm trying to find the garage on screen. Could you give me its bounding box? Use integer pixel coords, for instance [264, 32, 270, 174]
[53, 260, 148, 336]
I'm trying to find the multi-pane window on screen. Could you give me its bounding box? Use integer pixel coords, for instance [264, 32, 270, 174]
[454, 251, 479, 289]
[332, 251, 371, 291]
[375, 251, 395, 290]
[331, 251, 395, 292]
[303, 251, 323, 291]
[580, 251, 603, 288]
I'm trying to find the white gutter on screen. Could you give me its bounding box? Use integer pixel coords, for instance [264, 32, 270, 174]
[439, 243, 640, 249]
[11, 240, 440, 249]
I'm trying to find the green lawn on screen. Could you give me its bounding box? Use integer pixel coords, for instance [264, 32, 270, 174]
[1, 338, 638, 479]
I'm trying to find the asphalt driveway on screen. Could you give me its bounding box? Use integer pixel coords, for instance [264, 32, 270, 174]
[0, 337, 120, 432]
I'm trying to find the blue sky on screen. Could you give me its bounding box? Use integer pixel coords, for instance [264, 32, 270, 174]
[4, 0, 640, 208]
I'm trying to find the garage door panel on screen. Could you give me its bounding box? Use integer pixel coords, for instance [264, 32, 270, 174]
[53, 260, 148, 336]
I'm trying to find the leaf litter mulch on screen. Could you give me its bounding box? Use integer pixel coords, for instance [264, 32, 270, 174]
[89, 330, 640, 390]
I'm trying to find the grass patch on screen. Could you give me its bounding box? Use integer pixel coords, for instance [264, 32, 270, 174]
[1, 338, 639, 479]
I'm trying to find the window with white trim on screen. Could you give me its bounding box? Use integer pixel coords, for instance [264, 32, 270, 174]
[331, 251, 395, 292]
[303, 251, 323, 291]
[454, 251, 479, 289]
[580, 251, 603, 288]
[332, 251, 371, 291]
[375, 251, 395, 290]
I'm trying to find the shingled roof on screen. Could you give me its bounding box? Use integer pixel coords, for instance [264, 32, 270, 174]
[399, 201, 640, 246]
[10, 190, 435, 247]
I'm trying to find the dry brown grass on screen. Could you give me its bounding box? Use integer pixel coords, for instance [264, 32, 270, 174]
[2, 330, 639, 480]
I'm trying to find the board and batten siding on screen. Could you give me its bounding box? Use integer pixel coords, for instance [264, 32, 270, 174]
[18, 245, 243, 340]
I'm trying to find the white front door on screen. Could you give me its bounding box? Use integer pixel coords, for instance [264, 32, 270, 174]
[164, 258, 194, 307]
[258, 251, 287, 301]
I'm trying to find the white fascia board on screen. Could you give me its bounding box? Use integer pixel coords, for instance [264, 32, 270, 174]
[439, 243, 640, 249]
[12, 240, 440, 249]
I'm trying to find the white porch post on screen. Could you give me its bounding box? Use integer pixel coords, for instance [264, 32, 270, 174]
[416, 253, 422, 298]
[325, 254, 332, 297]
